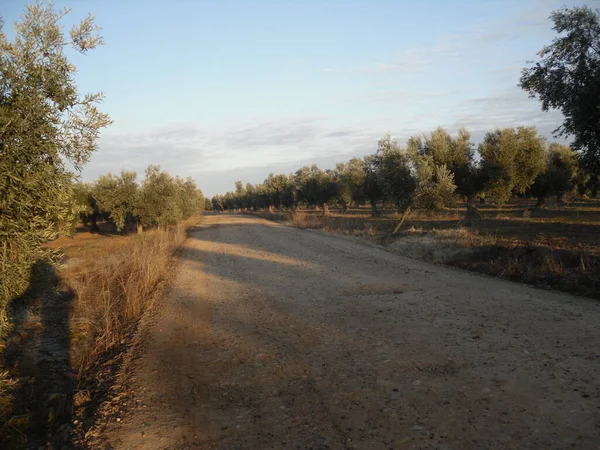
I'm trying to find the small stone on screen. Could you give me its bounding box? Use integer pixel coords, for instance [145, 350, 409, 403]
[413, 380, 421, 386]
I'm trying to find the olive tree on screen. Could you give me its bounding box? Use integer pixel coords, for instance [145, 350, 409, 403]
[373, 134, 416, 216]
[408, 127, 481, 215]
[72, 182, 100, 232]
[334, 158, 366, 210]
[479, 127, 547, 204]
[295, 165, 337, 214]
[363, 154, 384, 217]
[176, 177, 204, 219]
[520, 6, 600, 175]
[93, 171, 138, 232]
[0, 3, 110, 326]
[135, 166, 181, 229]
[531, 143, 579, 206]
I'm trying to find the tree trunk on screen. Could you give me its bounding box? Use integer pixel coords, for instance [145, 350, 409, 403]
[341, 201, 348, 212]
[322, 203, 330, 216]
[137, 223, 144, 234]
[465, 195, 480, 218]
[370, 200, 378, 217]
[479, 197, 486, 205]
[591, 177, 598, 198]
[90, 214, 99, 233]
[393, 206, 411, 234]
[536, 195, 546, 208]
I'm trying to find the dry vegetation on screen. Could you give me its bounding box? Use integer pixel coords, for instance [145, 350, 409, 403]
[253, 198, 600, 299]
[0, 218, 200, 447]
[55, 224, 188, 374]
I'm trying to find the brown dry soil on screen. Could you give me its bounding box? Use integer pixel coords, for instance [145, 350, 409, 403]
[92, 215, 600, 449]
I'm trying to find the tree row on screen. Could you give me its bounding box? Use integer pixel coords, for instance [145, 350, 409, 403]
[211, 126, 597, 217]
[72, 165, 205, 233]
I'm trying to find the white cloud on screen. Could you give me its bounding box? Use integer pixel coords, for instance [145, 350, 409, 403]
[85, 118, 383, 195]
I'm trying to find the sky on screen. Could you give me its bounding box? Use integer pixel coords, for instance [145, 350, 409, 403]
[2, 0, 586, 196]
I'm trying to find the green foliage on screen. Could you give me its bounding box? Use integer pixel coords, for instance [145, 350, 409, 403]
[372, 134, 416, 213]
[216, 127, 584, 216]
[177, 177, 204, 220]
[409, 148, 457, 212]
[134, 166, 202, 229]
[212, 195, 225, 211]
[363, 154, 384, 215]
[334, 158, 367, 209]
[72, 182, 100, 231]
[408, 127, 479, 201]
[520, 6, 600, 174]
[264, 173, 294, 209]
[479, 127, 547, 204]
[295, 165, 337, 210]
[94, 171, 138, 232]
[531, 143, 579, 205]
[0, 3, 110, 329]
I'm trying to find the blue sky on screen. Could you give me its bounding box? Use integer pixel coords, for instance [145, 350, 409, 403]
[2, 0, 582, 196]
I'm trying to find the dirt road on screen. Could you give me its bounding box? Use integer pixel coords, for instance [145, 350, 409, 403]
[97, 215, 600, 449]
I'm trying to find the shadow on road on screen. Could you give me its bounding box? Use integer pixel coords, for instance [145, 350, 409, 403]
[2, 261, 74, 449]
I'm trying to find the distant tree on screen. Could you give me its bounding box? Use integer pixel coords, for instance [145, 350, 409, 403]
[335, 158, 367, 210]
[408, 127, 481, 215]
[363, 155, 384, 217]
[0, 3, 110, 320]
[373, 134, 417, 216]
[72, 182, 101, 232]
[531, 143, 579, 206]
[479, 127, 547, 204]
[520, 6, 600, 175]
[294, 165, 331, 213]
[94, 171, 138, 232]
[244, 183, 257, 211]
[204, 197, 213, 211]
[574, 170, 591, 198]
[411, 158, 457, 212]
[135, 166, 181, 228]
[588, 175, 599, 198]
[234, 181, 247, 209]
[176, 177, 203, 219]
[263, 173, 292, 210]
[222, 192, 235, 211]
[211, 195, 224, 211]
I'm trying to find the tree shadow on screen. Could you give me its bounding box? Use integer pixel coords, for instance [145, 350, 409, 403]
[2, 260, 74, 449]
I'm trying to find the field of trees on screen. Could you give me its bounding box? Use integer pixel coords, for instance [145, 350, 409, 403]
[211, 126, 600, 298]
[0, 1, 598, 448]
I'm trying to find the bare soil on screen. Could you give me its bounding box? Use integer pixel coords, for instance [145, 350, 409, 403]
[92, 215, 600, 449]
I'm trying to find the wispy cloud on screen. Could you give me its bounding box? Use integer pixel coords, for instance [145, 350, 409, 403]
[447, 89, 564, 141]
[85, 118, 382, 194]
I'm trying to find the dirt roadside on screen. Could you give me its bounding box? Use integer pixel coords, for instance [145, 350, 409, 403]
[91, 215, 600, 449]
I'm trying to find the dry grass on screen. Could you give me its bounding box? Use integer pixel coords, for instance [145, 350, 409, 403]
[0, 217, 199, 445]
[289, 211, 326, 229]
[273, 199, 600, 298]
[65, 222, 190, 375]
[390, 227, 493, 264]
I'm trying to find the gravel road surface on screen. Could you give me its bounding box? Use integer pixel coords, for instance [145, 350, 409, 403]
[98, 215, 600, 449]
